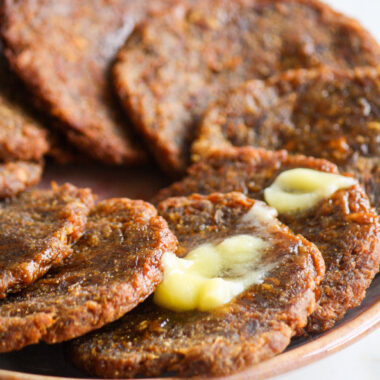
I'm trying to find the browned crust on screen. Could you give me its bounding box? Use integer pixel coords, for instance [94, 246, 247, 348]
[152, 148, 380, 332]
[0, 198, 177, 352]
[193, 66, 380, 212]
[152, 148, 338, 205]
[113, 0, 380, 175]
[287, 182, 380, 332]
[70, 192, 324, 378]
[0, 0, 153, 165]
[0, 161, 43, 198]
[0, 53, 49, 162]
[0, 183, 95, 299]
[46, 129, 91, 165]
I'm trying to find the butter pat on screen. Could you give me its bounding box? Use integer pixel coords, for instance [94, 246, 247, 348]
[217, 235, 266, 265]
[264, 168, 356, 214]
[154, 234, 269, 312]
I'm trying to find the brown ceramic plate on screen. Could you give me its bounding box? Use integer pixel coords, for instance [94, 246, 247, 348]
[0, 163, 379, 380]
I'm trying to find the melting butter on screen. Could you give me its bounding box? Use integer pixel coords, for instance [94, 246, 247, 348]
[264, 168, 356, 214]
[154, 234, 269, 312]
[240, 202, 278, 226]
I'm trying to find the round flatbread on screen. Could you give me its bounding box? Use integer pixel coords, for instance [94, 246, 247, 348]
[0, 183, 95, 299]
[46, 130, 90, 165]
[153, 148, 380, 332]
[0, 0, 177, 164]
[70, 192, 324, 378]
[0, 161, 43, 198]
[0, 198, 177, 353]
[0, 53, 49, 162]
[193, 67, 380, 212]
[113, 0, 380, 174]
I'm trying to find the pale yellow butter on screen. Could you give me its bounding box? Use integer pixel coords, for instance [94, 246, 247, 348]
[153, 234, 269, 312]
[264, 168, 356, 214]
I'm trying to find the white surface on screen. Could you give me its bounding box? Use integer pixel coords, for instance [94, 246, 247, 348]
[325, 0, 380, 43]
[273, 328, 380, 380]
[274, 0, 380, 378]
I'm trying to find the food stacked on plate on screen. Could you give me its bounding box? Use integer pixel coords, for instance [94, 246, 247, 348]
[0, 0, 379, 378]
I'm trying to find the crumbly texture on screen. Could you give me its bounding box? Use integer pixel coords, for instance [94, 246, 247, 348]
[193, 66, 380, 212]
[113, 0, 380, 175]
[153, 148, 380, 332]
[70, 192, 324, 378]
[0, 198, 177, 353]
[0, 47, 84, 166]
[0, 161, 43, 198]
[0, 0, 178, 165]
[0, 183, 95, 299]
[0, 53, 49, 162]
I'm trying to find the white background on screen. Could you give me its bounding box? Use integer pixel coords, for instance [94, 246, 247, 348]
[275, 1, 380, 378]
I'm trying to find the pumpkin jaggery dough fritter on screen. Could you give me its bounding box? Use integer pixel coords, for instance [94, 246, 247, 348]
[0, 198, 177, 353]
[46, 129, 91, 165]
[0, 52, 49, 162]
[0, 161, 42, 198]
[193, 67, 380, 212]
[0, 183, 95, 299]
[0, 46, 88, 166]
[113, 0, 380, 175]
[70, 193, 324, 378]
[153, 148, 380, 333]
[0, 0, 179, 165]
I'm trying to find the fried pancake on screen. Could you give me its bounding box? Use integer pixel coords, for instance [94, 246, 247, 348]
[0, 53, 49, 162]
[113, 0, 380, 175]
[0, 0, 177, 165]
[0, 183, 94, 299]
[70, 192, 324, 378]
[0, 198, 177, 353]
[0, 161, 43, 198]
[153, 148, 380, 332]
[46, 130, 90, 165]
[193, 67, 380, 212]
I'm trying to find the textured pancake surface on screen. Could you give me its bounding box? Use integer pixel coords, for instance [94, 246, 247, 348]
[114, 0, 380, 174]
[70, 192, 324, 378]
[0, 183, 94, 299]
[0, 53, 49, 162]
[0, 0, 177, 164]
[0, 198, 177, 352]
[193, 67, 380, 212]
[153, 148, 380, 332]
[0, 161, 43, 198]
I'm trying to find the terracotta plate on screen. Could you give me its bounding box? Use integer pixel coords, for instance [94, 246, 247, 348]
[0, 163, 379, 380]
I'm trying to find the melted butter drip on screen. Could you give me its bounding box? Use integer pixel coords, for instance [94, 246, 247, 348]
[264, 168, 356, 214]
[154, 234, 269, 312]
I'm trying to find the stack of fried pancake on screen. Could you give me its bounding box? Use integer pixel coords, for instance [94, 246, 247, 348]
[0, 0, 379, 378]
